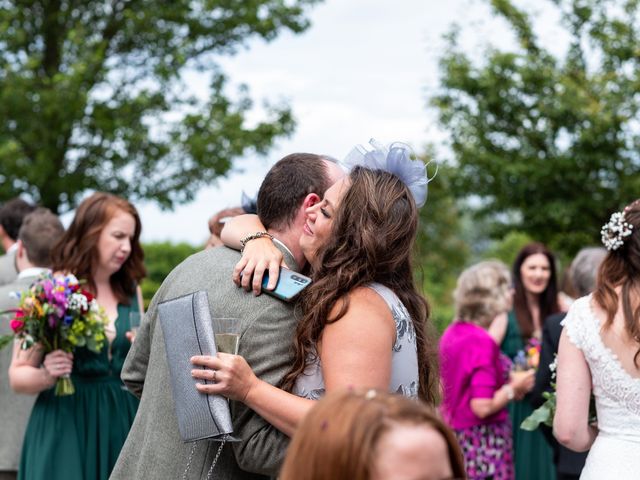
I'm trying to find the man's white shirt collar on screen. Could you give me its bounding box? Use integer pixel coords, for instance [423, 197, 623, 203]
[272, 238, 294, 262]
[18, 267, 51, 279]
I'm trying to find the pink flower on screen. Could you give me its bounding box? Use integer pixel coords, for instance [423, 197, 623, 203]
[10, 311, 25, 332]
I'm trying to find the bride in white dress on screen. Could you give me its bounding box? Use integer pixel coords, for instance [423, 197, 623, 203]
[554, 199, 640, 479]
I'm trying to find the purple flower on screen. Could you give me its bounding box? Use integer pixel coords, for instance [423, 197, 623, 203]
[48, 314, 58, 328]
[52, 288, 67, 307]
[63, 315, 73, 326]
[42, 280, 54, 299]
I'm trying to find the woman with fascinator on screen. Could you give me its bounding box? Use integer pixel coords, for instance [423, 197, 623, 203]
[190, 140, 440, 436]
[554, 199, 640, 479]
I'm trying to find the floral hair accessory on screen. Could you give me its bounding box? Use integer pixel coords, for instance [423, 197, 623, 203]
[341, 139, 437, 208]
[601, 211, 633, 251]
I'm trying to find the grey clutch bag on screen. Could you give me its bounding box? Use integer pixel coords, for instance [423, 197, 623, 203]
[158, 291, 235, 442]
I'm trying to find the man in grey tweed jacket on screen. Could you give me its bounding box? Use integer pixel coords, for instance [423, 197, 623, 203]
[111, 153, 343, 480]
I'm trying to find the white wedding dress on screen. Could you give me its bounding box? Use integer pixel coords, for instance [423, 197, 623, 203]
[563, 296, 640, 480]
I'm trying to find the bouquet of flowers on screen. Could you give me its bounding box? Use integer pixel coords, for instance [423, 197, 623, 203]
[0, 273, 108, 396]
[521, 357, 597, 431]
[513, 337, 541, 371]
[521, 357, 557, 431]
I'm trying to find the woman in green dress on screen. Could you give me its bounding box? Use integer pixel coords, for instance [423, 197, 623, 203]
[9, 192, 146, 480]
[491, 242, 561, 480]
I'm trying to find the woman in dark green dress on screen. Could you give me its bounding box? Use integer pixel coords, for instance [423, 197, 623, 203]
[493, 243, 561, 480]
[9, 193, 146, 480]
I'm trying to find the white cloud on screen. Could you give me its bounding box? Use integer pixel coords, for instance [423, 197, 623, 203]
[128, 0, 561, 244]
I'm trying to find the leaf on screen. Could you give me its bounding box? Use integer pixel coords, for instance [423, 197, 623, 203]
[521, 401, 553, 431]
[0, 0, 312, 212]
[0, 335, 13, 351]
[86, 337, 100, 354]
[432, 0, 640, 258]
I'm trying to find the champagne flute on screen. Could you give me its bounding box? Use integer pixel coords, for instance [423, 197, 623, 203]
[212, 317, 241, 444]
[214, 317, 240, 354]
[121, 312, 142, 391]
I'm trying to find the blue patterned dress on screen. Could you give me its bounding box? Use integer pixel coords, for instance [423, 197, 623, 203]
[293, 282, 419, 399]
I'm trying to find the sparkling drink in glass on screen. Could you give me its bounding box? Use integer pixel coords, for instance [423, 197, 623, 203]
[214, 317, 240, 354]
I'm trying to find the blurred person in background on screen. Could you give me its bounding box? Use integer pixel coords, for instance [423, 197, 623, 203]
[555, 200, 640, 479]
[9, 192, 145, 480]
[0, 209, 65, 480]
[557, 265, 577, 312]
[279, 389, 466, 480]
[0, 199, 36, 286]
[490, 243, 560, 480]
[531, 247, 606, 480]
[440, 260, 534, 480]
[204, 193, 257, 250]
[204, 207, 245, 249]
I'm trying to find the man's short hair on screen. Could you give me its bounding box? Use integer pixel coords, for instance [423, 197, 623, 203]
[19, 208, 65, 267]
[257, 153, 334, 230]
[0, 198, 36, 241]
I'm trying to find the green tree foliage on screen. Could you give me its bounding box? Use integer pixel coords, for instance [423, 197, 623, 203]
[416, 162, 469, 333]
[432, 0, 640, 256]
[140, 241, 199, 308]
[0, 0, 319, 213]
[482, 231, 533, 265]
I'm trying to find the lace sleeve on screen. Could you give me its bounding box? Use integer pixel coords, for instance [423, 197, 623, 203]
[561, 296, 591, 352]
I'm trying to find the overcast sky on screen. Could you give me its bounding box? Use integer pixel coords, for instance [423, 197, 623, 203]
[84, 0, 562, 245]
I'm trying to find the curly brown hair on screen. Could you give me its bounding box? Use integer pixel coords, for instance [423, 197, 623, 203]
[281, 166, 439, 404]
[51, 192, 146, 304]
[593, 199, 640, 366]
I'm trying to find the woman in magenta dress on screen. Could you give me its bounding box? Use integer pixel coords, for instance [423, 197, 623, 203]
[440, 260, 535, 480]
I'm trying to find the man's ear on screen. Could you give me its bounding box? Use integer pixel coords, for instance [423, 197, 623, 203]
[302, 193, 321, 209]
[16, 240, 25, 259]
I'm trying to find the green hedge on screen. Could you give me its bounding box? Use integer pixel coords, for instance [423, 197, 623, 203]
[140, 242, 200, 309]
[138, 241, 459, 335]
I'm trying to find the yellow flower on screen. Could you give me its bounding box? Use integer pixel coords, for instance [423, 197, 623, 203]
[33, 299, 44, 317]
